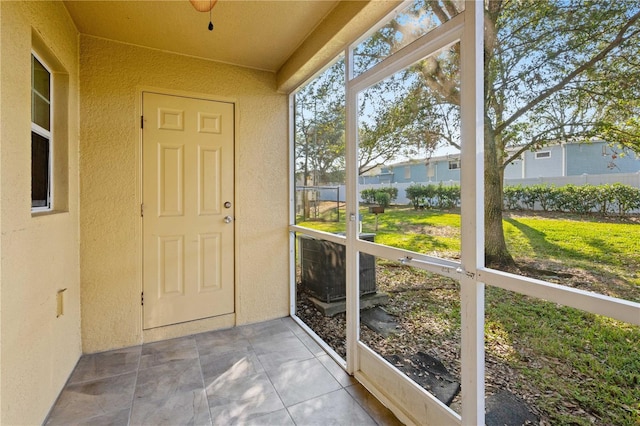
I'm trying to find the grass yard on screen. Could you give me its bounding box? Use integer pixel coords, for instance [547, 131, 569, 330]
[296, 206, 640, 425]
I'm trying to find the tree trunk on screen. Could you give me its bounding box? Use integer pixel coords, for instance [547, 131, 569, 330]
[484, 120, 514, 268]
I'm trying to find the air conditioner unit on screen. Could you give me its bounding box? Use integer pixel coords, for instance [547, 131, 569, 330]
[299, 234, 377, 303]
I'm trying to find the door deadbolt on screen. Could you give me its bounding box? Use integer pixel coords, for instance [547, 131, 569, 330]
[224, 201, 232, 209]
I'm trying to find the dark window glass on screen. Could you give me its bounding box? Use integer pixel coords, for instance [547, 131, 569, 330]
[31, 131, 50, 208]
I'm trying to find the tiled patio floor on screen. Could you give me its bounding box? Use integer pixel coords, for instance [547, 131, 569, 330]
[45, 317, 403, 425]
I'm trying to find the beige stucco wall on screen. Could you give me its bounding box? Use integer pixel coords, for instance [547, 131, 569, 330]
[0, 2, 81, 424]
[80, 36, 289, 353]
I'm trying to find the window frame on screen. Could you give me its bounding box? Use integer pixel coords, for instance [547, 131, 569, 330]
[31, 51, 53, 213]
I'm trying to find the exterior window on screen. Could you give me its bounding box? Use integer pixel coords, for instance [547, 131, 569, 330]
[31, 54, 52, 211]
[404, 166, 411, 179]
[448, 160, 460, 170]
[535, 151, 551, 159]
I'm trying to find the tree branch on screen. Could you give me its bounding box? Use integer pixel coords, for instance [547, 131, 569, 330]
[429, 1, 450, 24]
[495, 10, 640, 135]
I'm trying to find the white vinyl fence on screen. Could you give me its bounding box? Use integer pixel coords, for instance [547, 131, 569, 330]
[312, 171, 640, 209]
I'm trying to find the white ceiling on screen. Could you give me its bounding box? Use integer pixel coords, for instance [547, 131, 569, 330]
[63, 0, 341, 72]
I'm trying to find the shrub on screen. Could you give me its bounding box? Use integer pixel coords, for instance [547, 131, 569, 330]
[545, 186, 565, 212]
[361, 187, 397, 207]
[374, 191, 391, 208]
[520, 185, 538, 210]
[559, 185, 599, 214]
[436, 183, 460, 209]
[378, 186, 398, 202]
[405, 184, 435, 209]
[360, 188, 378, 204]
[519, 184, 560, 212]
[503, 185, 525, 210]
[609, 183, 640, 216]
[594, 184, 616, 216]
[406, 183, 460, 210]
[406, 184, 431, 209]
[502, 182, 639, 216]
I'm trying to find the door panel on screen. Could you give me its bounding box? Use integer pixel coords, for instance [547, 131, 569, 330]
[143, 92, 234, 329]
[158, 235, 184, 295]
[198, 233, 221, 291]
[198, 146, 221, 215]
[158, 143, 184, 216]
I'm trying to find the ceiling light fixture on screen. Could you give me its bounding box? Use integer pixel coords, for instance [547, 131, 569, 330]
[189, 0, 216, 12]
[189, 0, 217, 31]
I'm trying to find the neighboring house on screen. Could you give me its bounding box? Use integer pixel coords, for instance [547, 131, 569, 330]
[359, 154, 461, 184]
[504, 140, 640, 179]
[361, 141, 639, 185]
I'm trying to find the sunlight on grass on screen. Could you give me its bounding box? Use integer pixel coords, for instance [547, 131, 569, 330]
[503, 220, 535, 257]
[485, 320, 519, 362]
[299, 207, 461, 257]
[504, 215, 640, 268]
[299, 208, 639, 289]
[296, 220, 344, 234]
[297, 207, 639, 424]
[486, 287, 640, 425]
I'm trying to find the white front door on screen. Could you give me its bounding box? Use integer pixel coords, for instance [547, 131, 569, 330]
[142, 92, 235, 329]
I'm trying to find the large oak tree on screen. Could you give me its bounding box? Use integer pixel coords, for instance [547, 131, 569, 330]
[363, 0, 640, 266]
[296, 0, 640, 267]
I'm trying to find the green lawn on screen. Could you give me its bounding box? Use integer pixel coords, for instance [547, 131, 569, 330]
[299, 206, 461, 255]
[297, 206, 640, 425]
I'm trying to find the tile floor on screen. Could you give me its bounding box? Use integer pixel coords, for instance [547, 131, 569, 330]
[45, 317, 403, 425]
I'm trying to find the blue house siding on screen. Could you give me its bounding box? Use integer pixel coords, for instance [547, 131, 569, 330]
[504, 158, 523, 179]
[392, 163, 429, 183]
[361, 141, 639, 184]
[382, 160, 460, 183]
[504, 141, 640, 179]
[523, 145, 564, 178]
[566, 142, 640, 175]
[437, 160, 460, 182]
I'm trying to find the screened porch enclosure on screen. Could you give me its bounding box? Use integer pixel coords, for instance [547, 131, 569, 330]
[289, 1, 640, 425]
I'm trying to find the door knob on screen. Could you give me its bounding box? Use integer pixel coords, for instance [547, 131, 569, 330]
[224, 215, 233, 224]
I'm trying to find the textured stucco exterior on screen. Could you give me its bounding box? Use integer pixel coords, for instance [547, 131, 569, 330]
[0, 2, 81, 424]
[0, 2, 379, 423]
[79, 36, 289, 353]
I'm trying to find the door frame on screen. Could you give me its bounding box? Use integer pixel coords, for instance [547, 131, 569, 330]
[136, 87, 240, 342]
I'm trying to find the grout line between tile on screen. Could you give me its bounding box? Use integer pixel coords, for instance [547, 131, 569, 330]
[194, 333, 215, 425]
[126, 345, 143, 426]
[258, 329, 323, 412]
[46, 320, 399, 426]
[67, 368, 140, 387]
[258, 337, 289, 412]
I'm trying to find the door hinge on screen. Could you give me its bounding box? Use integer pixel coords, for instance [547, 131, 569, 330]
[140, 115, 144, 129]
[141, 292, 144, 306]
[140, 203, 144, 217]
